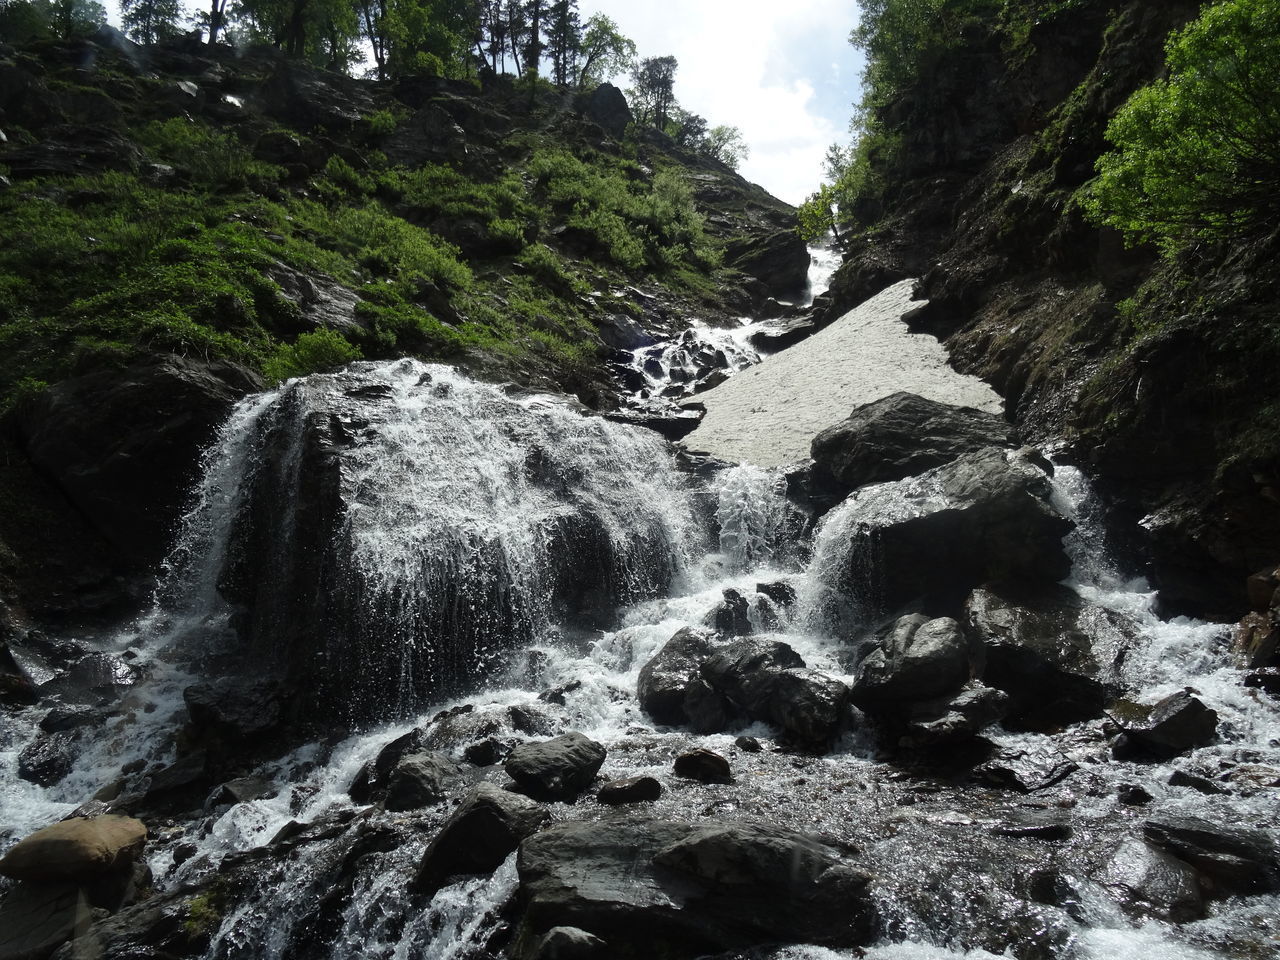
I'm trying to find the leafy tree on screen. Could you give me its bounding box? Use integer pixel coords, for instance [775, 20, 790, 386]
[384, 0, 478, 77]
[202, 0, 230, 43]
[1085, 0, 1280, 247]
[4, 0, 108, 40]
[703, 125, 748, 169]
[575, 12, 634, 88]
[544, 0, 578, 86]
[521, 0, 545, 77]
[120, 0, 181, 44]
[630, 55, 677, 129]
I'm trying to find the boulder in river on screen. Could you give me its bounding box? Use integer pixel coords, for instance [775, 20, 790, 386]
[810, 391, 1013, 498]
[851, 615, 971, 712]
[597, 776, 662, 805]
[384, 751, 467, 812]
[1098, 839, 1205, 922]
[0, 816, 147, 883]
[511, 819, 874, 959]
[1143, 814, 1279, 896]
[673, 748, 732, 784]
[1111, 691, 1218, 761]
[504, 732, 606, 801]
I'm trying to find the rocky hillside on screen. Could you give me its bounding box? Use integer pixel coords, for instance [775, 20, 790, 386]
[0, 29, 805, 627]
[818, 0, 1279, 622]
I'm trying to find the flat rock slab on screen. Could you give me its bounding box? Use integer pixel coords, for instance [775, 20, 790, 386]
[0, 815, 147, 883]
[681, 281, 1003, 468]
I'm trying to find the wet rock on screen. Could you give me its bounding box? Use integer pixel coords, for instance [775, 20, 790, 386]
[39, 652, 138, 704]
[748, 316, 817, 353]
[0, 881, 90, 960]
[142, 750, 210, 808]
[504, 732, 606, 801]
[183, 677, 284, 741]
[851, 615, 970, 711]
[734, 736, 762, 753]
[385, 752, 465, 812]
[1235, 608, 1279, 669]
[755, 580, 796, 610]
[39, 704, 101, 734]
[1099, 839, 1204, 922]
[707, 588, 752, 637]
[17, 731, 76, 786]
[964, 583, 1118, 731]
[0, 815, 147, 883]
[975, 745, 1077, 793]
[1244, 668, 1280, 698]
[1111, 691, 1218, 761]
[901, 682, 1009, 746]
[1167, 769, 1227, 795]
[680, 677, 732, 735]
[1143, 814, 1280, 896]
[597, 776, 662, 805]
[596, 313, 653, 351]
[673, 748, 732, 784]
[829, 448, 1072, 616]
[414, 783, 551, 896]
[637, 627, 718, 726]
[699, 637, 805, 719]
[349, 727, 428, 803]
[767, 669, 851, 745]
[988, 811, 1072, 842]
[532, 925, 608, 959]
[17, 355, 263, 571]
[810, 392, 1013, 497]
[512, 819, 874, 959]
[264, 260, 362, 333]
[463, 737, 508, 767]
[0, 641, 39, 707]
[209, 776, 278, 806]
[1117, 783, 1153, 805]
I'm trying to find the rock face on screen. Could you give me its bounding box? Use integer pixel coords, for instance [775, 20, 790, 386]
[851, 615, 972, 711]
[414, 783, 551, 895]
[814, 448, 1072, 618]
[724, 229, 810, 296]
[17, 356, 263, 570]
[1143, 814, 1280, 897]
[1098, 839, 1204, 922]
[583, 83, 632, 138]
[512, 819, 874, 959]
[504, 733, 607, 801]
[963, 583, 1121, 731]
[637, 628, 718, 727]
[810, 392, 1013, 497]
[1112, 691, 1218, 761]
[384, 752, 466, 811]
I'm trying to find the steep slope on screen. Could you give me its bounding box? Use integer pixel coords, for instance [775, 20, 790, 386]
[819, 0, 1279, 620]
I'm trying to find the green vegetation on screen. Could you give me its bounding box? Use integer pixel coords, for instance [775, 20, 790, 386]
[1085, 0, 1280, 248]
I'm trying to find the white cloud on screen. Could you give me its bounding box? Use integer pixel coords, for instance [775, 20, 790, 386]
[578, 0, 862, 205]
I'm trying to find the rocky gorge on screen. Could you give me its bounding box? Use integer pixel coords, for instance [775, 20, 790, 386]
[1, 9, 1279, 960]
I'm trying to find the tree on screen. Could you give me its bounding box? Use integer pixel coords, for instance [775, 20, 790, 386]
[544, 0, 579, 86]
[120, 0, 180, 44]
[202, 0, 229, 44]
[703, 124, 748, 169]
[630, 55, 677, 129]
[1086, 0, 1280, 247]
[32, 0, 106, 39]
[521, 0, 545, 77]
[575, 12, 633, 88]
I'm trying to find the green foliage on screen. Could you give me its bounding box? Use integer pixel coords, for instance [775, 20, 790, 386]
[702, 125, 748, 170]
[0, 0, 106, 41]
[138, 118, 282, 188]
[363, 108, 402, 136]
[576, 12, 635, 88]
[1084, 0, 1280, 248]
[262, 328, 362, 382]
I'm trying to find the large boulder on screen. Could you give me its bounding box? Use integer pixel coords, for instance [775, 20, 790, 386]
[584, 83, 632, 139]
[851, 615, 971, 712]
[512, 819, 874, 959]
[724, 229, 810, 297]
[636, 628, 718, 726]
[963, 582, 1125, 731]
[0, 816, 147, 883]
[1143, 814, 1279, 896]
[414, 783, 551, 896]
[1112, 691, 1219, 761]
[1098, 840, 1204, 922]
[810, 392, 1013, 497]
[384, 752, 467, 812]
[504, 732, 607, 801]
[17, 356, 263, 569]
[813, 448, 1072, 619]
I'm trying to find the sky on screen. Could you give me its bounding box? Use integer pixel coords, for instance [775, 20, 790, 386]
[105, 0, 865, 206]
[578, 0, 865, 205]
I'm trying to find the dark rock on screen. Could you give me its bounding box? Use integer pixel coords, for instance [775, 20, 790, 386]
[988, 811, 1072, 842]
[1244, 668, 1280, 697]
[680, 677, 732, 735]
[699, 637, 805, 719]
[349, 727, 429, 802]
[183, 677, 284, 741]
[811, 392, 1013, 497]
[748, 316, 817, 353]
[673, 748, 732, 784]
[463, 737, 508, 766]
[0, 881, 89, 960]
[725, 230, 810, 297]
[210, 776, 278, 806]
[596, 313, 653, 351]
[17, 356, 263, 570]
[143, 750, 210, 807]
[39, 704, 100, 734]
[964, 582, 1120, 731]
[385, 752, 465, 811]
[504, 733, 606, 801]
[414, 783, 551, 896]
[539, 680, 582, 706]
[597, 776, 662, 805]
[512, 819, 874, 959]
[1117, 783, 1153, 805]
[1167, 769, 1227, 795]
[531, 925, 607, 959]
[0, 641, 39, 707]
[584, 83, 632, 138]
[734, 736, 762, 753]
[766, 669, 851, 744]
[976, 745, 1077, 793]
[264, 260, 362, 333]
[821, 448, 1072, 619]
[637, 627, 718, 726]
[852, 615, 970, 711]
[17, 731, 75, 786]
[39, 652, 138, 703]
[1112, 691, 1218, 761]
[1143, 814, 1279, 896]
[755, 580, 796, 610]
[1099, 839, 1204, 922]
[901, 682, 1009, 746]
[707, 588, 752, 637]
[1235, 608, 1279, 669]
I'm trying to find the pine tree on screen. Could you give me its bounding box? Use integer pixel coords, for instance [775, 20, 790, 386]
[544, 0, 579, 86]
[120, 0, 181, 44]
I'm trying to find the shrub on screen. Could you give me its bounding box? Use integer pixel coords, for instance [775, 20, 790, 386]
[1085, 0, 1280, 247]
[262, 329, 362, 383]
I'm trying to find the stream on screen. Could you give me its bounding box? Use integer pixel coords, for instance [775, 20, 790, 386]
[1, 248, 1277, 960]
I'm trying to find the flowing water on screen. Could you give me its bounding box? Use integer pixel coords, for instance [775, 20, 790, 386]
[2, 251, 1278, 959]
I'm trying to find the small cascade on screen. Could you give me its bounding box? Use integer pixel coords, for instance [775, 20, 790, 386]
[714, 463, 805, 572]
